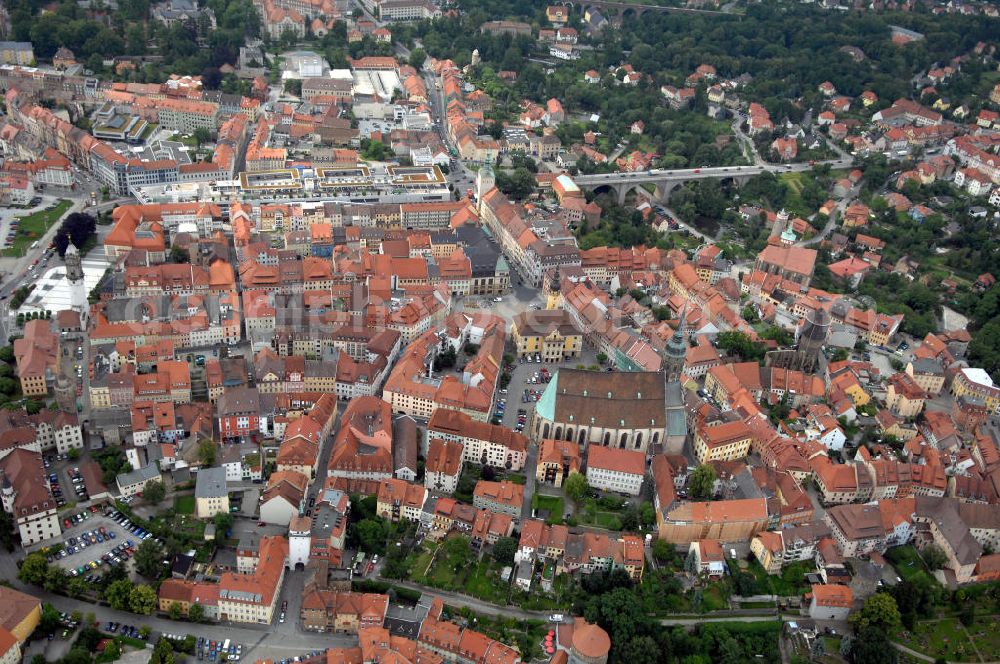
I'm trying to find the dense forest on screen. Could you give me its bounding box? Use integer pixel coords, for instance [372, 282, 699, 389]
[569, 568, 784, 664]
[392, 1, 1000, 166]
[5, 0, 260, 80]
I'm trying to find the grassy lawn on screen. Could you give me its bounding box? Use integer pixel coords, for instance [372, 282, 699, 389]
[767, 561, 813, 596]
[531, 494, 564, 518]
[592, 512, 623, 530]
[894, 618, 983, 662]
[424, 552, 459, 587]
[150, 512, 205, 541]
[168, 132, 199, 148]
[779, 171, 807, 214]
[405, 543, 437, 583]
[701, 584, 731, 611]
[576, 496, 628, 530]
[463, 560, 510, 604]
[173, 495, 195, 515]
[3, 199, 73, 257]
[410, 538, 510, 603]
[886, 545, 937, 587]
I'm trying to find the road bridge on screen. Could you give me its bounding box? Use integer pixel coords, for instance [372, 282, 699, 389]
[573, 158, 854, 204]
[553, 0, 734, 21]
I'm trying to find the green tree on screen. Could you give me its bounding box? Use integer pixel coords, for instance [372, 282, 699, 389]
[408, 47, 426, 69]
[67, 448, 81, 461]
[39, 603, 61, 635]
[198, 439, 217, 466]
[0, 509, 17, 552]
[130, 584, 158, 615]
[495, 167, 537, 200]
[213, 512, 234, 534]
[356, 518, 389, 555]
[687, 464, 717, 501]
[17, 553, 49, 586]
[850, 593, 901, 632]
[168, 603, 182, 620]
[192, 127, 212, 147]
[360, 139, 392, 161]
[0, 347, 13, 362]
[134, 538, 165, 579]
[67, 576, 90, 599]
[492, 537, 517, 566]
[651, 539, 673, 563]
[104, 579, 133, 611]
[43, 565, 66, 593]
[188, 603, 205, 623]
[143, 480, 166, 505]
[564, 473, 589, 503]
[959, 601, 975, 627]
[584, 587, 645, 649]
[61, 649, 93, 664]
[441, 535, 471, 571]
[715, 331, 765, 362]
[596, 352, 608, 365]
[921, 543, 948, 571]
[170, 245, 191, 263]
[847, 627, 898, 664]
[103, 642, 121, 661]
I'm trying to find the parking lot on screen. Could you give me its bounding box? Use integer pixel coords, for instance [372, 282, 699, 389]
[49, 511, 150, 577]
[48, 463, 95, 506]
[41, 455, 91, 509]
[498, 346, 604, 432]
[0, 196, 48, 250]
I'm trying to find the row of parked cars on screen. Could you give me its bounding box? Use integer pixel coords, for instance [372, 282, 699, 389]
[66, 539, 137, 577]
[196, 637, 242, 662]
[106, 622, 145, 639]
[62, 525, 116, 555]
[105, 508, 155, 541]
[276, 652, 326, 664]
[42, 452, 72, 469]
[515, 408, 527, 433]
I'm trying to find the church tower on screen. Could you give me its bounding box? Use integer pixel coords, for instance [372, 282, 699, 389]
[769, 208, 789, 239]
[1, 473, 15, 514]
[663, 307, 688, 383]
[661, 306, 689, 455]
[475, 164, 495, 214]
[64, 238, 88, 327]
[545, 267, 563, 310]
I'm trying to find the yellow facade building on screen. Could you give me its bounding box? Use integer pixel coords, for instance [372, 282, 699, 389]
[510, 310, 581, 362]
[693, 420, 753, 465]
